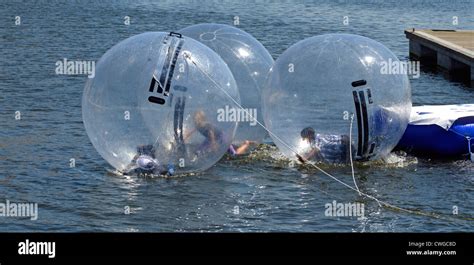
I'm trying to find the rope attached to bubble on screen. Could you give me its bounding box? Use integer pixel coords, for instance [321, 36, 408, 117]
[349, 113, 361, 196]
[449, 128, 474, 162]
[183, 52, 474, 221]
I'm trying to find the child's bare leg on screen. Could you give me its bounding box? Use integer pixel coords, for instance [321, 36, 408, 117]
[235, 140, 257, 155]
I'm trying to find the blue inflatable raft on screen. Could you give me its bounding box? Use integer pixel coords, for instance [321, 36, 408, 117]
[396, 104, 474, 159]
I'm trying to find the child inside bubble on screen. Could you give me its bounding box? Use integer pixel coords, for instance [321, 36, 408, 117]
[297, 127, 352, 164]
[185, 110, 257, 156]
[123, 145, 174, 176]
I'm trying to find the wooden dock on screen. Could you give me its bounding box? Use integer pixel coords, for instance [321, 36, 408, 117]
[405, 29, 474, 87]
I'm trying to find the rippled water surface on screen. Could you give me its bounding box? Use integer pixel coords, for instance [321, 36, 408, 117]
[0, 0, 473, 232]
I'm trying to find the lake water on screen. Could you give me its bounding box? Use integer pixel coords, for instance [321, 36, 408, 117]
[0, 0, 473, 232]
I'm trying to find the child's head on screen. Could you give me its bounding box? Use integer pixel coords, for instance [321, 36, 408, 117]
[193, 110, 207, 126]
[137, 144, 154, 155]
[300, 127, 315, 142]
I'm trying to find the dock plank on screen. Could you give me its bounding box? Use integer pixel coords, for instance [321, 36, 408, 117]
[405, 29, 474, 87]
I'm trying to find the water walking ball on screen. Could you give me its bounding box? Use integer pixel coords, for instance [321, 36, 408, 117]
[262, 34, 412, 163]
[180, 23, 274, 145]
[82, 32, 240, 174]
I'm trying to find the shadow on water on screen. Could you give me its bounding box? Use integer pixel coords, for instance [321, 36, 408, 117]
[411, 54, 473, 90]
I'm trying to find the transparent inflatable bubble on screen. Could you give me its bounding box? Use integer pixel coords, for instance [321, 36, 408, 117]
[180, 23, 274, 145]
[262, 34, 411, 163]
[82, 32, 240, 174]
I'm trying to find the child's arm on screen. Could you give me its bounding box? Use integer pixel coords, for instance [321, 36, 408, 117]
[235, 140, 257, 155]
[296, 146, 321, 163]
[208, 130, 218, 151]
[184, 128, 197, 142]
[123, 154, 139, 173]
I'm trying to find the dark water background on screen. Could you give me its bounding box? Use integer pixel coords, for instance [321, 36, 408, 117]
[0, 0, 473, 231]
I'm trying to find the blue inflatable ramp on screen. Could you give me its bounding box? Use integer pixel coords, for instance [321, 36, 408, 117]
[396, 104, 474, 159]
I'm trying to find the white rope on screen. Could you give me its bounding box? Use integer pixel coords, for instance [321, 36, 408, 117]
[183, 52, 471, 220]
[349, 113, 361, 196]
[448, 128, 474, 162]
[468, 137, 473, 162]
